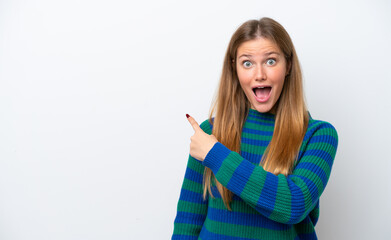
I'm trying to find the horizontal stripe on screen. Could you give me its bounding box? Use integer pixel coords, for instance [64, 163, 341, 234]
[206, 207, 292, 230]
[200, 226, 257, 240]
[301, 149, 334, 169]
[248, 110, 276, 121]
[172, 235, 198, 240]
[240, 151, 263, 164]
[246, 119, 275, 126]
[242, 127, 274, 136]
[177, 200, 208, 215]
[308, 135, 338, 148]
[179, 189, 208, 204]
[174, 211, 207, 225]
[295, 162, 328, 189]
[182, 178, 203, 194]
[241, 137, 270, 146]
[172, 222, 201, 238]
[202, 218, 298, 239]
[184, 167, 204, 185]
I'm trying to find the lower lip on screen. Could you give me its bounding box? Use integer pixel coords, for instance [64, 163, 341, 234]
[253, 89, 272, 103]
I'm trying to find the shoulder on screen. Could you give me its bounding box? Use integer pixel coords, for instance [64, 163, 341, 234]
[295, 113, 339, 165]
[305, 113, 338, 146]
[200, 117, 214, 135]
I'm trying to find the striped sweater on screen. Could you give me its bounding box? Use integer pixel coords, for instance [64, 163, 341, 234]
[172, 108, 338, 240]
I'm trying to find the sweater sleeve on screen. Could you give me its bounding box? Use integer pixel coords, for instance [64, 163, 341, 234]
[172, 120, 212, 239]
[201, 121, 338, 224]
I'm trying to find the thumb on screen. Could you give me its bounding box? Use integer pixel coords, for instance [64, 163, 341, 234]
[186, 114, 202, 132]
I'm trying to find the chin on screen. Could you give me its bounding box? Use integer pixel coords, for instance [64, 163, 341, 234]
[252, 104, 274, 113]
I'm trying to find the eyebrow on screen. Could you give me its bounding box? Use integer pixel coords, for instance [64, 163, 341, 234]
[238, 52, 280, 59]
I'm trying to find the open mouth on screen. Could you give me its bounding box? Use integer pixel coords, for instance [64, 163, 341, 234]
[252, 86, 272, 100]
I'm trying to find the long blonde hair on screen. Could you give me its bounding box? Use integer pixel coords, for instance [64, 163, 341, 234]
[203, 17, 309, 210]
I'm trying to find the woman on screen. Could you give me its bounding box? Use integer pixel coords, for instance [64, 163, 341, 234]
[172, 17, 338, 240]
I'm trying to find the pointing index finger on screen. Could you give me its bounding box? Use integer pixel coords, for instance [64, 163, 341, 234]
[186, 114, 201, 132]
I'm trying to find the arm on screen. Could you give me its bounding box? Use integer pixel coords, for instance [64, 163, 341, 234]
[201, 121, 338, 224]
[172, 120, 212, 239]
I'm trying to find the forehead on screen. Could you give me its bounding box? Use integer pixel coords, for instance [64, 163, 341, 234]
[237, 37, 282, 55]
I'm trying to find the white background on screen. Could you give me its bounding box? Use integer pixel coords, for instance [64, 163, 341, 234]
[1, 0, 390, 239]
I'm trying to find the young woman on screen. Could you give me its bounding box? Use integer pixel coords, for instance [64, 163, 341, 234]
[172, 17, 338, 240]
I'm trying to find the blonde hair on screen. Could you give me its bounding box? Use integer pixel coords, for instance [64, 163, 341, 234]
[203, 17, 309, 210]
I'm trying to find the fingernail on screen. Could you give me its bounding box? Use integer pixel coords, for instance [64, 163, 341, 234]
[186, 114, 190, 118]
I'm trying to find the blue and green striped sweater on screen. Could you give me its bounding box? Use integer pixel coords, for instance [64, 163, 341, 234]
[172, 108, 338, 239]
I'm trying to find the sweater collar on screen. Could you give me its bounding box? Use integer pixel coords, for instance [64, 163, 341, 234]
[247, 108, 313, 122]
[247, 108, 276, 123]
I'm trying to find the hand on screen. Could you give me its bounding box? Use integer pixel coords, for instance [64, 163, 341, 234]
[186, 114, 218, 161]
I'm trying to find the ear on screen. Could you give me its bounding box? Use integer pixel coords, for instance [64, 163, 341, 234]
[286, 61, 292, 76]
[231, 58, 236, 69]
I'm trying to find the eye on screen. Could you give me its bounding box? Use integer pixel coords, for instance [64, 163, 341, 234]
[242, 60, 252, 68]
[266, 58, 276, 66]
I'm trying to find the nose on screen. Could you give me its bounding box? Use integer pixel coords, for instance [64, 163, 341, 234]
[255, 64, 266, 81]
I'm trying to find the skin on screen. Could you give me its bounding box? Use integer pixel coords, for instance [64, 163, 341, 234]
[187, 37, 289, 161]
[236, 37, 289, 114]
[187, 114, 218, 161]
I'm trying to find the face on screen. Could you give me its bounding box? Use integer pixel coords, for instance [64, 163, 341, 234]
[236, 37, 289, 114]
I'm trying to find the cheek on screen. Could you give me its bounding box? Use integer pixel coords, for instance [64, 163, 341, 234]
[269, 68, 286, 85]
[237, 72, 252, 97]
[237, 69, 252, 85]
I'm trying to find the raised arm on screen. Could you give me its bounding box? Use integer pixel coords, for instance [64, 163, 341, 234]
[201, 121, 338, 224]
[171, 120, 212, 239]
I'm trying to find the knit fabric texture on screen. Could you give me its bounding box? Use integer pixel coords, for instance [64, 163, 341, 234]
[172, 108, 338, 240]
